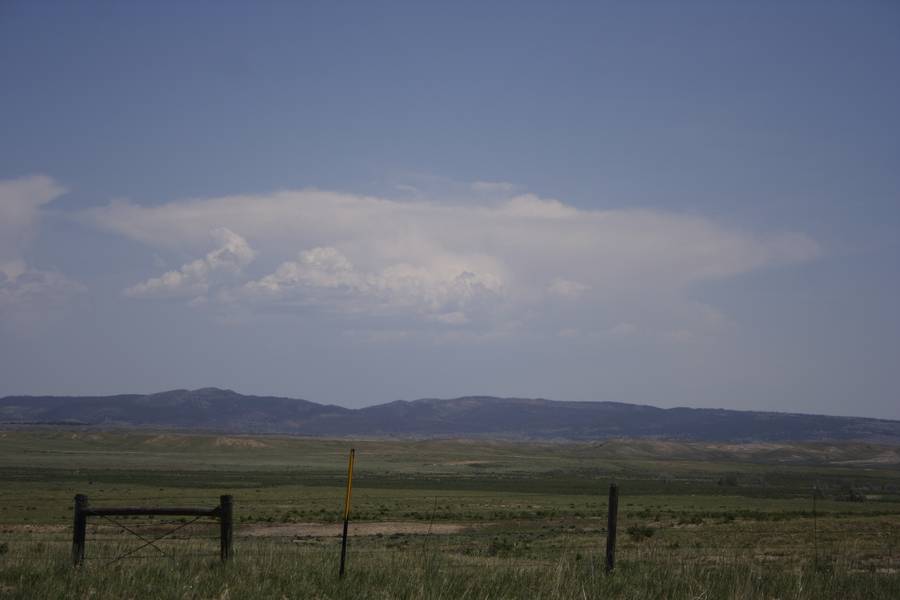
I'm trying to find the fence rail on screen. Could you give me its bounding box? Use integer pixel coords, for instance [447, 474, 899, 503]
[71, 494, 233, 566]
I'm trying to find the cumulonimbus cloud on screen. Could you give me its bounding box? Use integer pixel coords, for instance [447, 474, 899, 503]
[0, 175, 66, 279]
[124, 228, 256, 300]
[0, 175, 84, 328]
[88, 186, 822, 335]
[241, 245, 503, 323]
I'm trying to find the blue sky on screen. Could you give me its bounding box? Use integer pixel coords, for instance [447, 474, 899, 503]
[1, 1, 898, 418]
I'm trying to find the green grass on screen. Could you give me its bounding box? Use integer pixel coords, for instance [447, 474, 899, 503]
[2, 544, 897, 599]
[1, 428, 899, 598]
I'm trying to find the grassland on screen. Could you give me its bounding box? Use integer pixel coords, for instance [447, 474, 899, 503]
[0, 429, 899, 598]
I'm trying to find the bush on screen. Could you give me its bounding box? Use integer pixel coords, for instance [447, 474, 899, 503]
[626, 524, 655, 542]
[838, 486, 866, 502]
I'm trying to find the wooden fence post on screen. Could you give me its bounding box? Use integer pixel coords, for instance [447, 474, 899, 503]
[72, 494, 88, 566]
[220, 495, 233, 562]
[605, 483, 618, 573]
[813, 485, 818, 571]
[339, 448, 356, 578]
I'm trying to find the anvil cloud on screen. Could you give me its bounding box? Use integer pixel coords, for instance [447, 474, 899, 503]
[87, 187, 821, 338]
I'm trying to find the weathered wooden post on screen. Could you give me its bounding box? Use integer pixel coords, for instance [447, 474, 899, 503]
[605, 483, 618, 573]
[339, 448, 356, 578]
[72, 494, 88, 566]
[219, 495, 233, 562]
[813, 485, 818, 571]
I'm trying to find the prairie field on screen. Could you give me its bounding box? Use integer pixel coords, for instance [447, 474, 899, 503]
[0, 429, 899, 599]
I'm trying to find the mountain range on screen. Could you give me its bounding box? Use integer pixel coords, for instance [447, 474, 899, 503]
[2, 387, 899, 443]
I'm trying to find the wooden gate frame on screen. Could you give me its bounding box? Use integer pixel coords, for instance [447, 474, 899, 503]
[71, 494, 233, 566]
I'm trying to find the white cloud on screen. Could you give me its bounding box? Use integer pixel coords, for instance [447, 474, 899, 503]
[87, 186, 821, 335]
[501, 194, 580, 219]
[241, 246, 502, 322]
[125, 228, 256, 300]
[0, 175, 84, 329]
[547, 278, 590, 299]
[0, 175, 66, 279]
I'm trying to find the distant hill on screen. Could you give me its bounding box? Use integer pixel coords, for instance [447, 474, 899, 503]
[2, 388, 899, 443]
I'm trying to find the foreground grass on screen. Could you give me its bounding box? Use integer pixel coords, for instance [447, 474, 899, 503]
[2, 545, 898, 600]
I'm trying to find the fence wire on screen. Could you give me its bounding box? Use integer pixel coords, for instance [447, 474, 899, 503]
[5, 489, 898, 573]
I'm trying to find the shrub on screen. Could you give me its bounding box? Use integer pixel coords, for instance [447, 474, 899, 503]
[626, 524, 655, 542]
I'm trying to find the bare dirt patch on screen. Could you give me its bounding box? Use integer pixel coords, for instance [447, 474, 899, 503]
[834, 450, 900, 465]
[143, 434, 184, 446]
[242, 521, 473, 538]
[213, 437, 270, 449]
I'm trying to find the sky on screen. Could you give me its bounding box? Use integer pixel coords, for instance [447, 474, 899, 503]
[1, 1, 898, 418]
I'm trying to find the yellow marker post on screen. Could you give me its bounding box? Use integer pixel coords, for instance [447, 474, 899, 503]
[339, 448, 355, 577]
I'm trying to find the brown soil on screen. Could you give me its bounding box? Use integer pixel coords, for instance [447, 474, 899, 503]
[241, 521, 473, 538]
[213, 437, 270, 449]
